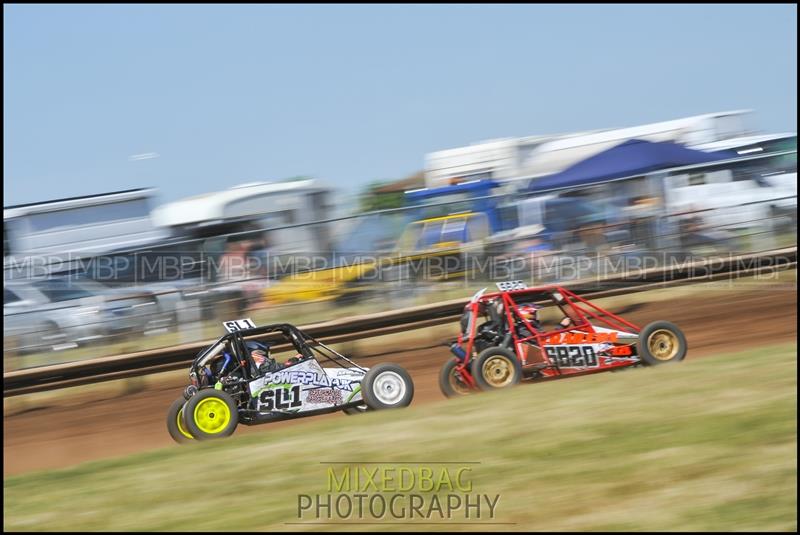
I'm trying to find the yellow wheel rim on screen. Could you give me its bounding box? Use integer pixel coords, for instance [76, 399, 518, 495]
[193, 397, 231, 434]
[482, 356, 514, 387]
[648, 329, 680, 361]
[448, 367, 471, 395]
[176, 406, 194, 440]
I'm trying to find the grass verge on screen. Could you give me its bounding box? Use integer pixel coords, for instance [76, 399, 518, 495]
[4, 342, 797, 532]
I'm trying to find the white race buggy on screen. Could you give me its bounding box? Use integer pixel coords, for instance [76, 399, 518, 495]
[166, 319, 414, 442]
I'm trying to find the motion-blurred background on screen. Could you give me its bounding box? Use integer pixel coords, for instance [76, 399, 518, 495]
[4, 108, 796, 371]
[5, 6, 797, 373]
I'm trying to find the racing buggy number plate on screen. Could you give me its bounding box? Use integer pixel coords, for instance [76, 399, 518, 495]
[222, 318, 257, 333]
[496, 280, 528, 291]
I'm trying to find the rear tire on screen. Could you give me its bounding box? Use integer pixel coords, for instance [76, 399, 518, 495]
[361, 363, 414, 410]
[439, 358, 474, 397]
[166, 397, 194, 444]
[472, 347, 522, 391]
[182, 389, 239, 440]
[637, 321, 687, 365]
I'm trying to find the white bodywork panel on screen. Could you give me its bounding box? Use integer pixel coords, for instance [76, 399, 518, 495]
[247, 358, 365, 414]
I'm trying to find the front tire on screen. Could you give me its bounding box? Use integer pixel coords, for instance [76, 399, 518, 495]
[472, 347, 522, 391]
[182, 389, 239, 440]
[166, 397, 195, 444]
[361, 363, 414, 410]
[637, 321, 687, 365]
[439, 358, 474, 398]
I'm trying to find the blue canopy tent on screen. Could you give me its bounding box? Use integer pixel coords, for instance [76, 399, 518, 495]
[525, 139, 739, 193]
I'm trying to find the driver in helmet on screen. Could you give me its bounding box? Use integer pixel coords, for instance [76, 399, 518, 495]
[248, 340, 308, 374]
[518, 303, 543, 330]
[247, 341, 278, 374]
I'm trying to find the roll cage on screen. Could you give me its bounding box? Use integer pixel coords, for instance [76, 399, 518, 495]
[190, 323, 368, 383]
[460, 285, 642, 367]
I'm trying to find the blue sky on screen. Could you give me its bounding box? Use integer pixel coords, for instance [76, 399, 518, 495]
[3, 4, 797, 206]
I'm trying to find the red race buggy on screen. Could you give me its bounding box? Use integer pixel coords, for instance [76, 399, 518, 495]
[439, 281, 687, 396]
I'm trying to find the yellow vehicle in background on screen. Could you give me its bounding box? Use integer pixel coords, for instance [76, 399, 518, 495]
[395, 212, 490, 255]
[261, 259, 380, 305]
[262, 212, 492, 305]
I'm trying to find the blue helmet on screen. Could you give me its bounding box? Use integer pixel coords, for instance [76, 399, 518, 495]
[246, 341, 272, 353]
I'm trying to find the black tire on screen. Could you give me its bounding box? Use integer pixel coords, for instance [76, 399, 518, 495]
[182, 389, 239, 440]
[342, 404, 370, 416]
[439, 358, 474, 398]
[166, 397, 195, 444]
[361, 363, 414, 410]
[472, 347, 522, 391]
[637, 321, 688, 366]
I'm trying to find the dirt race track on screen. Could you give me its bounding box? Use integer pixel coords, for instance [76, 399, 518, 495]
[4, 288, 797, 477]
